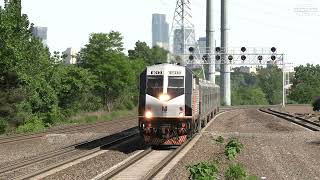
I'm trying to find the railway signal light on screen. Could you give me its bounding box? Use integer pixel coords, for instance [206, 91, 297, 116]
[241, 55, 246, 61]
[203, 55, 208, 61]
[271, 47, 276, 53]
[271, 55, 276, 61]
[189, 55, 194, 61]
[258, 55, 263, 63]
[228, 55, 233, 63]
[241, 47, 246, 52]
[215, 47, 221, 52]
[189, 47, 195, 53]
[215, 55, 221, 61]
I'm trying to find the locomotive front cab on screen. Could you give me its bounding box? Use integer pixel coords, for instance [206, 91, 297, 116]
[138, 64, 193, 145]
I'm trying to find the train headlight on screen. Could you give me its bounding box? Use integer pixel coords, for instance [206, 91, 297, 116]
[145, 111, 153, 119]
[178, 112, 184, 118]
[159, 94, 170, 102]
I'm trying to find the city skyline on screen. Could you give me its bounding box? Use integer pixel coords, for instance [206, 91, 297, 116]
[1, 0, 319, 66]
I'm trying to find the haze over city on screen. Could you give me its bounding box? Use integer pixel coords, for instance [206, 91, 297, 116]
[1, 0, 319, 65]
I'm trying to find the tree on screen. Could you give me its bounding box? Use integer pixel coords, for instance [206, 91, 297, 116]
[48, 64, 102, 115]
[79, 32, 136, 111]
[0, 0, 62, 128]
[128, 41, 168, 65]
[257, 67, 283, 105]
[289, 64, 320, 104]
[232, 87, 268, 105]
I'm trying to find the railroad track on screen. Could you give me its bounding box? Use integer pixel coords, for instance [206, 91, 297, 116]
[0, 116, 136, 145]
[95, 138, 192, 180]
[260, 108, 320, 131]
[0, 127, 139, 180]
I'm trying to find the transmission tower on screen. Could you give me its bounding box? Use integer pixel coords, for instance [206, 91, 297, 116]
[170, 0, 198, 66]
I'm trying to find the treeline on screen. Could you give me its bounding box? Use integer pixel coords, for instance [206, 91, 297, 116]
[230, 67, 282, 106]
[230, 64, 320, 106]
[0, 1, 168, 134]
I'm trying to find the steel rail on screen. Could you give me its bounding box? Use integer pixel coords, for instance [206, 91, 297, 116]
[259, 108, 320, 131]
[12, 132, 139, 180]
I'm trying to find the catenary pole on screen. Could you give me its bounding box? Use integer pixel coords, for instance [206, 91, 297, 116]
[221, 0, 231, 106]
[206, 0, 215, 84]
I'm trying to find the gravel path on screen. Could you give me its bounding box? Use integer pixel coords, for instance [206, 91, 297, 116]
[165, 109, 320, 180]
[0, 117, 137, 167]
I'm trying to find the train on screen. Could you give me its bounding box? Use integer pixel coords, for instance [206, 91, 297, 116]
[138, 63, 220, 145]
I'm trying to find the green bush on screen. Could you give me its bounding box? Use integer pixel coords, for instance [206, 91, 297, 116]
[16, 116, 45, 134]
[225, 163, 258, 180]
[225, 138, 244, 160]
[187, 161, 219, 180]
[0, 118, 8, 134]
[312, 97, 320, 111]
[225, 163, 247, 180]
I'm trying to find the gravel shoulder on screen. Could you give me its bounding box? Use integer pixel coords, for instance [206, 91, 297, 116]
[165, 109, 320, 180]
[0, 118, 137, 166]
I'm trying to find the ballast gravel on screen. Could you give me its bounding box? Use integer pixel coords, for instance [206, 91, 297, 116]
[0, 117, 136, 168]
[165, 108, 320, 180]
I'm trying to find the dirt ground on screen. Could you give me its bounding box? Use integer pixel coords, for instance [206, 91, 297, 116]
[165, 109, 320, 180]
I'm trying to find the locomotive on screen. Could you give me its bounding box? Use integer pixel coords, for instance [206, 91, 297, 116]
[138, 63, 220, 145]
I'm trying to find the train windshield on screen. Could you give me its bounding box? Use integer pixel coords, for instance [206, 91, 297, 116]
[147, 75, 163, 97]
[167, 76, 184, 98]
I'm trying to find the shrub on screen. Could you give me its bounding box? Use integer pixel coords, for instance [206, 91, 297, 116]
[225, 163, 258, 180]
[187, 161, 219, 180]
[0, 118, 8, 134]
[225, 138, 244, 160]
[16, 116, 45, 134]
[225, 163, 247, 180]
[312, 97, 320, 111]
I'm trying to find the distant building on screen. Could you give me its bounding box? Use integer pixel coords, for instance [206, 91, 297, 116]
[152, 14, 169, 50]
[197, 37, 206, 54]
[63, 48, 77, 65]
[233, 66, 257, 74]
[32, 26, 48, 46]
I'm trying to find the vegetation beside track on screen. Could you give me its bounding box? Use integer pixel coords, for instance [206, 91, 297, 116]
[188, 137, 258, 180]
[0, 1, 164, 135]
[3, 108, 136, 135]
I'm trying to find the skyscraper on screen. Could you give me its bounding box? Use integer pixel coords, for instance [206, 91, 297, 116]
[63, 47, 77, 65]
[32, 26, 48, 46]
[152, 14, 169, 50]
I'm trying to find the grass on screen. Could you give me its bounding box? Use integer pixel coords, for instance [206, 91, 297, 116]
[62, 108, 137, 126]
[0, 108, 137, 136]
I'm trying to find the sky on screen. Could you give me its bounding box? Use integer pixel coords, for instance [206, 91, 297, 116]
[1, 0, 319, 66]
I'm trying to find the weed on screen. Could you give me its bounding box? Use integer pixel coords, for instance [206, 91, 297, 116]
[225, 138, 244, 160]
[187, 161, 219, 180]
[225, 163, 247, 180]
[215, 136, 225, 144]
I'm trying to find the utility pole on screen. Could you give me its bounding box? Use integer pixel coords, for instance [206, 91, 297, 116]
[206, 0, 215, 84]
[221, 0, 231, 106]
[171, 0, 197, 66]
